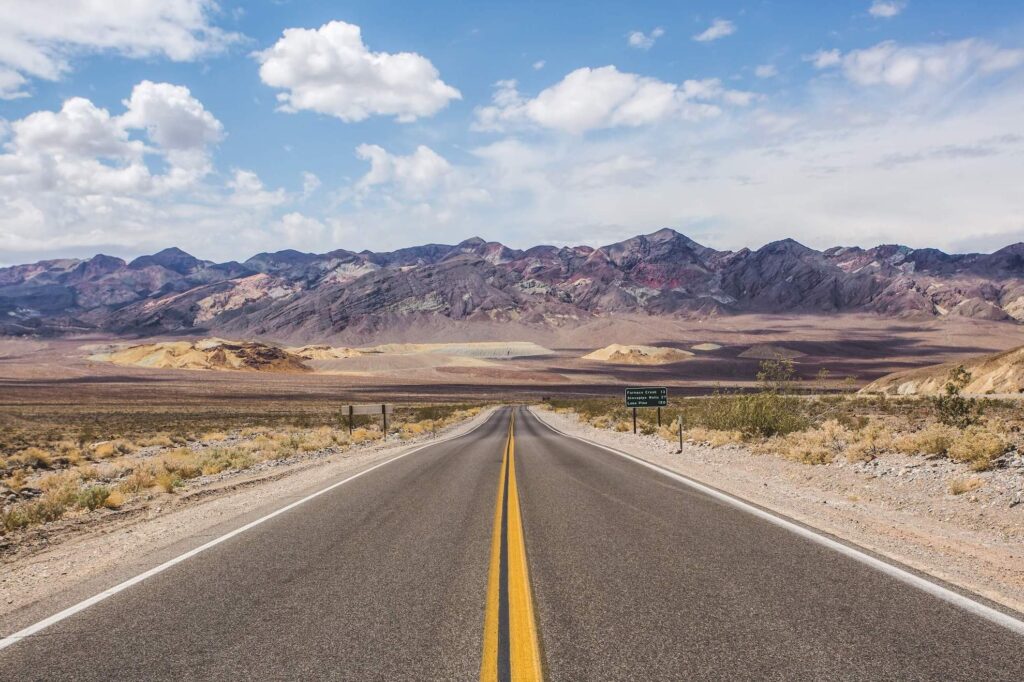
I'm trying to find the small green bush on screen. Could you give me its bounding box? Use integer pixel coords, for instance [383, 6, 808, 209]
[77, 485, 111, 511]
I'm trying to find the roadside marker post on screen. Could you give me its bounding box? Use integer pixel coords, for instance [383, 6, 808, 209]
[624, 387, 668, 436]
[340, 404, 394, 440]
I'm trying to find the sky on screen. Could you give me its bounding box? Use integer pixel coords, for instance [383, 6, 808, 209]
[1, 0, 1023, 265]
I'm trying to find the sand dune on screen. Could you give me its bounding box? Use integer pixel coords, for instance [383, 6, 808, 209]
[90, 339, 553, 375]
[582, 344, 693, 365]
[90, 339, 309, 372]
[691, 343, 722, 351]
[361, 341, 553, 358]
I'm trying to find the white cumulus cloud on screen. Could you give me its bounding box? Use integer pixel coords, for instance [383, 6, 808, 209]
[693, 19, 736, 43]
[628, 28, 664, 50]
[755, 64, 778, 78]
[474, 66, 755, 134]
[869, 1, 907, 18]
[0, 0, 239, 98]
[256, 20, 461, 123]
[355, 144, 452, 197]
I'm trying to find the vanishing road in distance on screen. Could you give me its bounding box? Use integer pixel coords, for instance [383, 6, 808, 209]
[2, 407, 1023, 680]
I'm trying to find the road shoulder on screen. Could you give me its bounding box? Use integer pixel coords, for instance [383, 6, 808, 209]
[0, 407, 496, 636]
[530, 406, 1024, 616]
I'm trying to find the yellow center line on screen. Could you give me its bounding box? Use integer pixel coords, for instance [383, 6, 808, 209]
[481, 410, 543, 682]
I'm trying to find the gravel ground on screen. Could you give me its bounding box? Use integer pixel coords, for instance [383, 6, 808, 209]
[533, 407, 1024, 615]
[0, 408, 495, 635]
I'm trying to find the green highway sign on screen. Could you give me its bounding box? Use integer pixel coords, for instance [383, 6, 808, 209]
[624, 387, 668, 408]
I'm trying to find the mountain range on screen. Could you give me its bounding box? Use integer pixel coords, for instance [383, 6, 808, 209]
[4, 228, 1024, 341]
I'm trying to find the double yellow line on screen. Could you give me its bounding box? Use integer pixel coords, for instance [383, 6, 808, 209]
[481, 410, 543, 682]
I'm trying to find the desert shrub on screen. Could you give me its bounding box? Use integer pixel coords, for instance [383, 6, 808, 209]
[160, 451, 203, 480]
[894, 423, 956, 457]
[935, 366, 982, 429]
[689, 391, 808, 438]
[948, 424, 1008, 471]
[766, 419, 850, 464]
[1, 506, 31, 532]
[154, 470, 179, 493]
[10, 447, 52, 469]
[756, 358, 799, 393]
[948, 477, 984, 495]
[26, 495, 69, 525]
[77, 485, 111, 510]
[196, 446, 256, 475]
[118, 468, 155, 494]
[3, 470, 28, 492]
[38, 471, 82, 507]
[845, 421, 893, 463]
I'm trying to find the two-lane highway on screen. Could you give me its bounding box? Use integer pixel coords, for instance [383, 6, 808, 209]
[2, 406, 1023, 680]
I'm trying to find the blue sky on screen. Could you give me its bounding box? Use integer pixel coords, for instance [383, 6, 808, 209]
[1, 0, 1023, 264]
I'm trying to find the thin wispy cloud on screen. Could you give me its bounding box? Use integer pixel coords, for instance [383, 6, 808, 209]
[693, 19, 735, 43]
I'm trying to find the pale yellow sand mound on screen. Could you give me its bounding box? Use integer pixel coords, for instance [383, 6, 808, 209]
[582, 344, 693, 365]
[691, 343, 722, 351]
[290, 341, 553, 360]
[361, 341, 553, 358]
[738, 344, 806, 360]
[91, 338, 309, 372]
[287, 344, 360, 360]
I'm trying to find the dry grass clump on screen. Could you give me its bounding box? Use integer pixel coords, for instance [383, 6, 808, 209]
[90, 440, 137, 459]
[948, 424, 1009, 471]
[948, 476, 984, 495]
[762, 420, 850, 464]
[136, 434, 174, 448]
[687, 428, 744, 447]
[350, 427, 381, 444]
[8, 447, 52, 469]
[893, 423, 956, 457]
[845, 421, 893, 463]
[117, 468, 155, 495]
[103, 490, 125, 509]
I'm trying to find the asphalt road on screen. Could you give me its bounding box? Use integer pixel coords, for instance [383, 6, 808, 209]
[3, 406, 1024, 680]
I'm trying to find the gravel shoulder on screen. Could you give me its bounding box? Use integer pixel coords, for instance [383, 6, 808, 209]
[532, 406, 1024, 615]
[0, 407, 495, 636]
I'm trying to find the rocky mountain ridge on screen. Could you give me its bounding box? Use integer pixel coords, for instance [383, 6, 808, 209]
[4, 229, 1024, 340]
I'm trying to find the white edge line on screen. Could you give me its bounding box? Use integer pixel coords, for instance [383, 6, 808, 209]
[0, 408, 497, 652]
[528, 407, 1024, 638]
